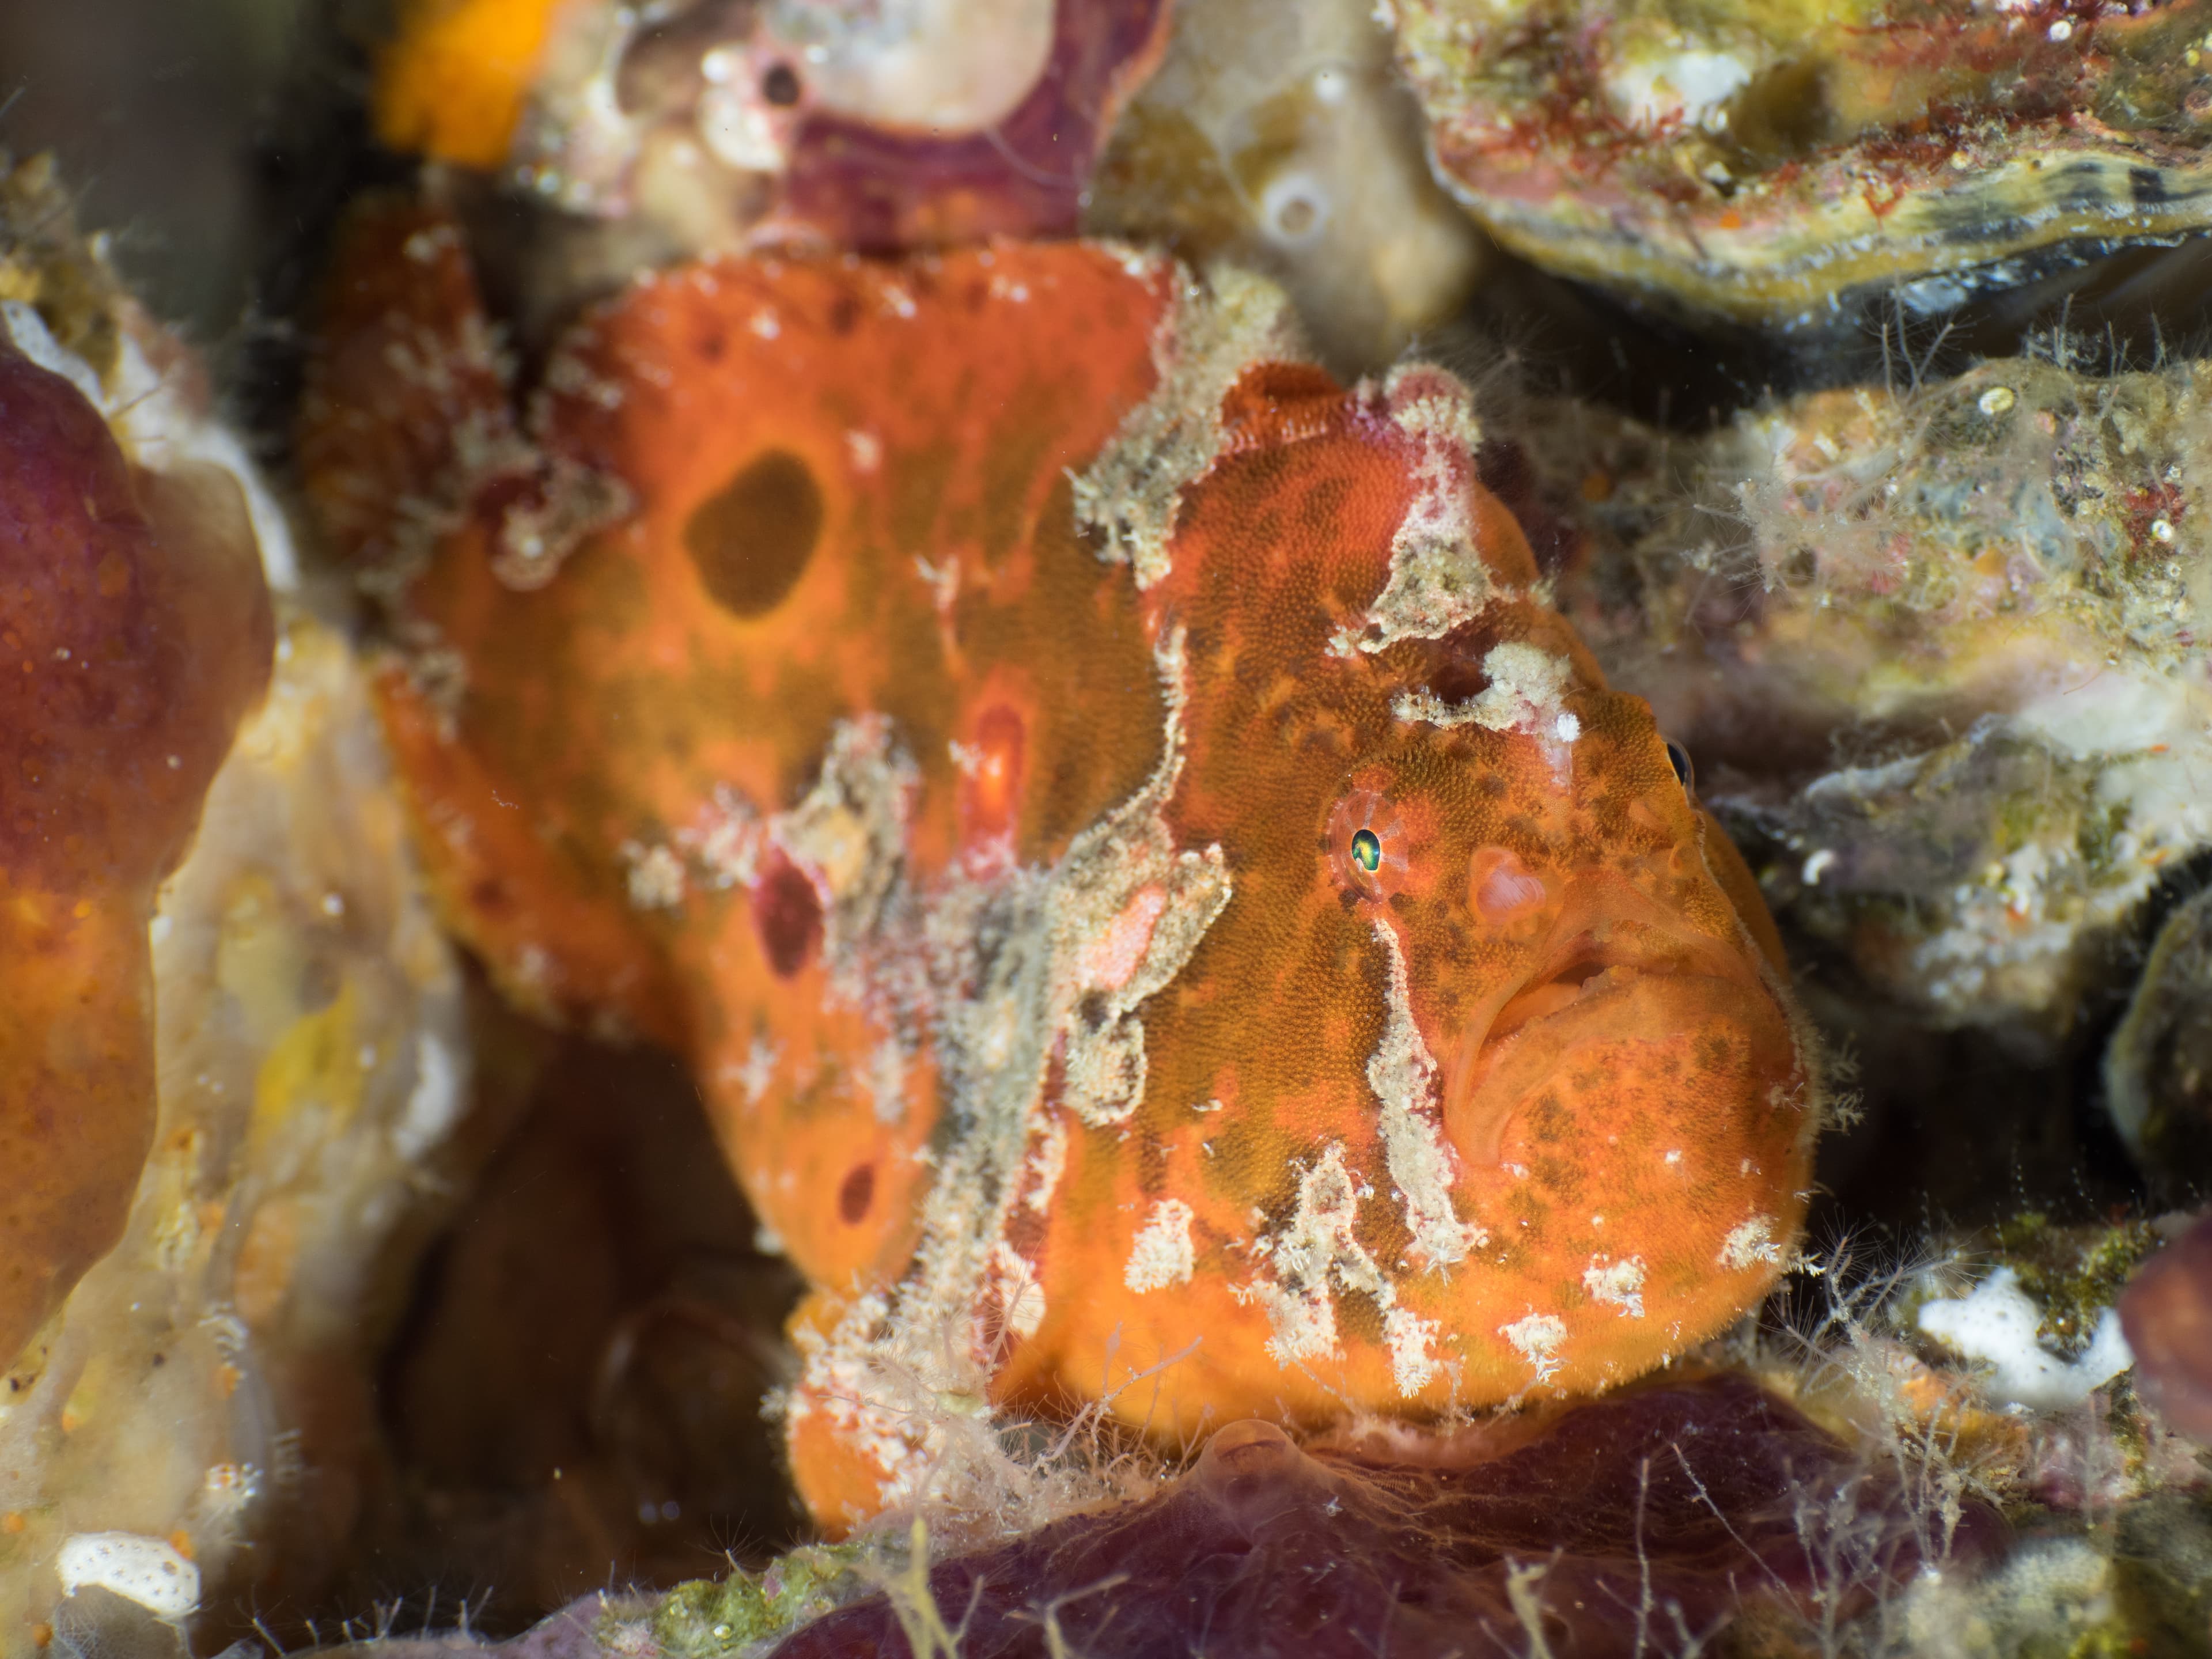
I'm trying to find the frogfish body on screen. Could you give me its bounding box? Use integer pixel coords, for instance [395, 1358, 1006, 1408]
[304, 206, 1818, 1531]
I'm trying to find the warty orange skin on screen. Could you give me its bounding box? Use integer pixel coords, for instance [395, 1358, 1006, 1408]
[303, 206, 1818, 1532]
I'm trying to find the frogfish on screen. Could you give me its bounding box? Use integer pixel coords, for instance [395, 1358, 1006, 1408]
[303, 204, 1820, 1531]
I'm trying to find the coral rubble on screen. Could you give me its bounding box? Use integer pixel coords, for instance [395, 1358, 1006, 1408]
[1498, 350, 2212, 1041]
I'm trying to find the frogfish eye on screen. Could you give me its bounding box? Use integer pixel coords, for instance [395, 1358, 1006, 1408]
[1325, 788, 1410, 897]
[1665, 740, 1696, 793]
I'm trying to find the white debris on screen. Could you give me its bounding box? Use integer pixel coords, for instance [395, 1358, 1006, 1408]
[1582, 1255, 1647, 1319]
[1499, 1312, 1568, 1384]
[1607, 47, 1752, 133]
[391, 1032, 465, 1161]
[1124, 1199, 1197, 1293]
[56, 1532, 201, 1619]
[1917, 1267, 2134, 1411]
[1718, 1214, 1786, 1271]
[1383, 1304, 1446, 1396]
[1393, 642, 1578, 743]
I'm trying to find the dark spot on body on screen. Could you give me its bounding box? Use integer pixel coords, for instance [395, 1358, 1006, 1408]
[838, 1162, 874, 1224]
[755, 857, 822, 978]
[685, 450, 823, 617]
[828, 294, 861, 336]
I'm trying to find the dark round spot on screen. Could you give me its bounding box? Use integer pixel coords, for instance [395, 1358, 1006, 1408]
[754, 858, 822, 979]
[684, 450, 823, 618]
[1665, 740, 1696, 793]
[838, 1162, 875, 1225]
[1350, 828, 1382, 874]
[762, 62, 802, 107]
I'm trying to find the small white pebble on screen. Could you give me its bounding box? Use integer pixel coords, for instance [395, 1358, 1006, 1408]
[2048, 17, 2074, 40]
[1801, 849, 1837, 885]
[1977, 385, 2016, 416]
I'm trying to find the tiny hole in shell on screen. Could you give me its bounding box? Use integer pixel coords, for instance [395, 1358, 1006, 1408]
[762, 63, 802, 107]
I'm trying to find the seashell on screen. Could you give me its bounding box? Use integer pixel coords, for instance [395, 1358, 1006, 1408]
[1384, 0, 2212, 327]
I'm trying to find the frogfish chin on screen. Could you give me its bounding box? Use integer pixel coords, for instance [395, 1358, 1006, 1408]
[302, 207, 1821, 1533]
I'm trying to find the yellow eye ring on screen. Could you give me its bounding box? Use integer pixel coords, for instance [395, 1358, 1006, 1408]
[1350, 828, 1382, 875]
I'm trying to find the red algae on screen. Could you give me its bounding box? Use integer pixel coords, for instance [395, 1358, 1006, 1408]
[768, 1376, 1998, 1659]
[0, 339, 272, 1366]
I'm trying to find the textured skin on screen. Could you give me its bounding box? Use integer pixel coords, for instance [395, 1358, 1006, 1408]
[304, 209, 1815, 1529]
[0, 342, 272, 1366]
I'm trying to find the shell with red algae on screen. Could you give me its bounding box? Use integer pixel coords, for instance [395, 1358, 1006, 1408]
[1385, 0, 2212, 329]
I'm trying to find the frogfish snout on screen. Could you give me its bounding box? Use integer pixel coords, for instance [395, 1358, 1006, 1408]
[1446, 870, 1799, 1173]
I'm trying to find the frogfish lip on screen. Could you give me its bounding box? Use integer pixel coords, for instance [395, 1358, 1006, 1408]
[1442, 873, 1798, 1171]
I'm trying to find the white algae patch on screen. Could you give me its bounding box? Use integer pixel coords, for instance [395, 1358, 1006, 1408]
[1916, 1267, 2134, 1411]
[1237, 1141, 1453, 1400]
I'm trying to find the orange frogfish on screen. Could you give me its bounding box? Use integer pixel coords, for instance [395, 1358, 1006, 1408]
[303, 204, 1820, 1531]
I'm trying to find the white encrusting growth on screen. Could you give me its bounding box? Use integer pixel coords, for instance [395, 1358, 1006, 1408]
[1336, 365, 1494, 655]
[1582, 1255, 1648, 1318]
[1073, 263, 1302, 591]
[1236, 1141, 1452, 1400]
[1367, 920, 1485, 1267]
[1392, 642, 1581, 745]
[56, 1533, 201, 1619]
[391, 1032, 465, 1161]
[621, 839, 687, 910]
[1024, 1112, 1068, 1213]
[1916, 1267, 2135, 1411]
[1124, 1199, 1198, 1292]
[987, 1241, 1048, 1339]
[783, 627, 1237, 1506]
[1499, 1311, 1569, 1384]
[1718, 1214, 1787, 1271]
